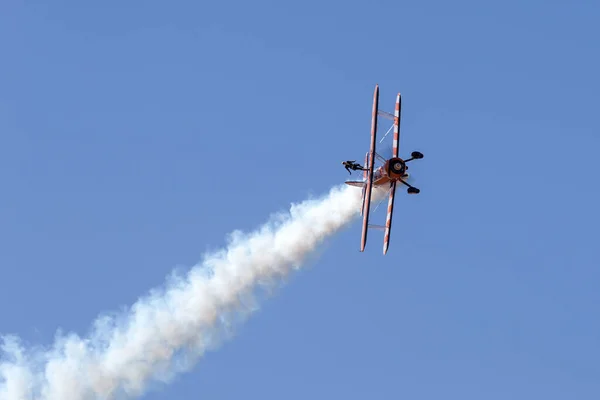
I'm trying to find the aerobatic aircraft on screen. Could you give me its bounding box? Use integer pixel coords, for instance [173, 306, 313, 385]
[344, 84, 424, 254]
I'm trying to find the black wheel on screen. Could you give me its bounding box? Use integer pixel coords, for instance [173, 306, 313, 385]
[407, 187, 420, 194]
[411, 151, 424, 159]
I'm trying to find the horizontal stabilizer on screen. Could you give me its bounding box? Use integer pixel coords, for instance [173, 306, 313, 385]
[345, 180, 366, 187]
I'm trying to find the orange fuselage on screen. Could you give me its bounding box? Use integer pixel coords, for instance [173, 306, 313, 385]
[371, 157, 408, 186]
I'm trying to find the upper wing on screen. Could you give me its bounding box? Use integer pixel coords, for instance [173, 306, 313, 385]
[360, 84, 379, 252]
[360, 151, 369, 216]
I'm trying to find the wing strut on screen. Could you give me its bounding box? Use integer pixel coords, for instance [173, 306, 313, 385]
[360, 84, 379, 252]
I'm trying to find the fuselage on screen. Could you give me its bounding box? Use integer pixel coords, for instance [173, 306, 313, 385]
[346, 157, 409, 187]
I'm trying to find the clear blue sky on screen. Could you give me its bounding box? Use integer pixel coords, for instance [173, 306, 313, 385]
[1, 0, 599, 399]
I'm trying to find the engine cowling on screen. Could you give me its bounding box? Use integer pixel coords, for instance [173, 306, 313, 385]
[386, 157, 406, 178]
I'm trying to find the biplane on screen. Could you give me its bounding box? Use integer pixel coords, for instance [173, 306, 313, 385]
[345, 84, 424, 254]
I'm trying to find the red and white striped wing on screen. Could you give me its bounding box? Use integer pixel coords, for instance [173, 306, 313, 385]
[393, 93, 401, 158]
[382, 181, 397, 255]
[360, 85, 379, 252]
[360, 151, 369, 216]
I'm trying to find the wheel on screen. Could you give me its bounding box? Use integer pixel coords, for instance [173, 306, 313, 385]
[407, 187, 420, 194]
[411, 151, 423, 159]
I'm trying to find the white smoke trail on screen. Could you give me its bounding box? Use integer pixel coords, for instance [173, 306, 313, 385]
[0, 184, 385, 400]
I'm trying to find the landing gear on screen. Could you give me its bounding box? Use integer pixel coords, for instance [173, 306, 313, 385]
[398, 151, 423, 193]
[404, 151, 424, 163]
[399, 179, 420, 194]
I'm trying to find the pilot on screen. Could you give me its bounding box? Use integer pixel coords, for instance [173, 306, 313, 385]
[342, 160, 366, 174]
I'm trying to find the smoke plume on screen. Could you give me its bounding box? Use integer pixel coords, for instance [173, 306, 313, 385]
[0, 184, 383, 400]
